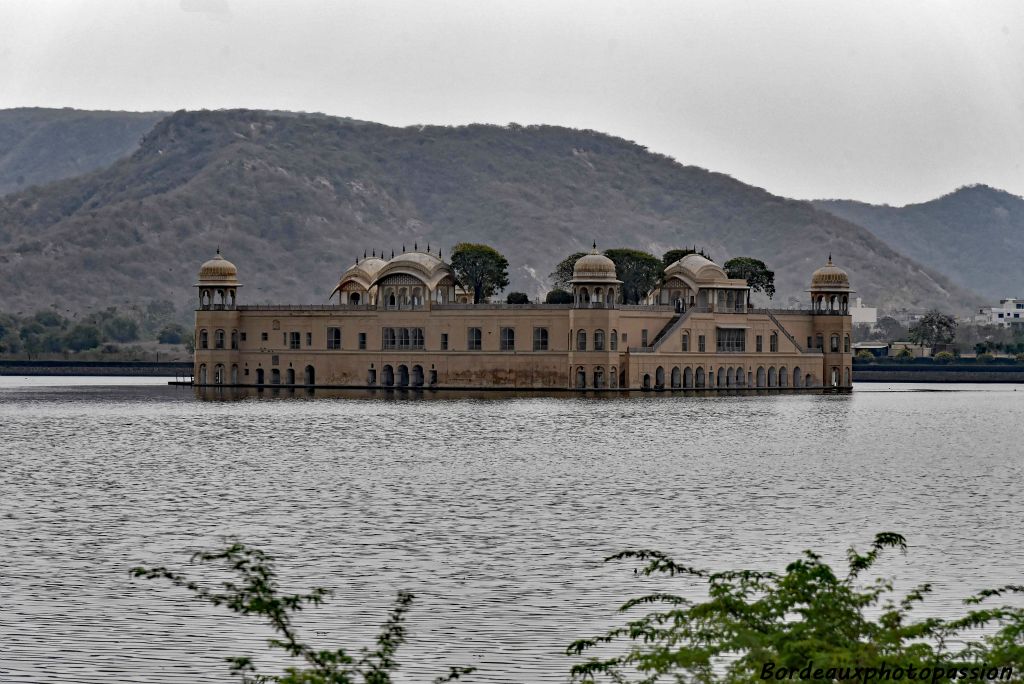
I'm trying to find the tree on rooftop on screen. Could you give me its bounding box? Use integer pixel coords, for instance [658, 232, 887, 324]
[450, 243, 510, 304]
[605, 249, 663, 304]
[549, 252, 587, 291]
[724, 256, 776, 299]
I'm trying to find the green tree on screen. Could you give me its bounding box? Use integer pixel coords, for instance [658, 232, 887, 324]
[908, 310, 957, 350]
[505, 292, 530, 304]
[65, 324, 101, 352]
[102, 315, 139, 343]
[874, 316, 908, 342]
[33, 309, 65, 328]
[661, 247, 711, 267]
[142, 299, 178, 337]
[131, 542, 475, 684]
[568, 533, 1024, 683]
[724, 257, 775, 299]
[604, 249, 662, 304]
[545, 289, 574, 304]
[157, 323, 187, 344]
[549, 252, 587, 290]
[450, 243, 510, 304]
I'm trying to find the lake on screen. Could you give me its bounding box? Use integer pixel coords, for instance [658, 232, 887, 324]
[1, 377, 1022, 683]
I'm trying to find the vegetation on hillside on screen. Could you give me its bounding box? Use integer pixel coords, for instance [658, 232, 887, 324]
[815, 185, 1024, 301]
[0, 107, 165, 195]
[0, 109, 980, 315]
[0, 300, 188, 356]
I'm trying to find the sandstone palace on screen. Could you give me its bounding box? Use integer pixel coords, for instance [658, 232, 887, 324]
[192, 247, 853, 391]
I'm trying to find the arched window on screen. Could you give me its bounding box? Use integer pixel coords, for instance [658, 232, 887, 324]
[594, 329, 605, 351]
[610, 366, 618, 388]
[655, 366, 665, 388]
[768, 366, 777, 387]
[576, 366, 586, 389]
[610, 330, 618, 351]
[231, 330, 238, 350]
[304, 365, 315, 385]
[756, 366, 766, 387]
[831, 334, 840, 352]
[593, 366, 605, 388]
[682, 333, 689, 352]
[671, 366, 681, 388]
[286, 368, 295, 384]
[793, 366, 802, 388]
[770, 332, 778, 353]
[844, 335, 851, 352]
[350, 292, 361, 305]
[577, 329, 587, 351]
[198, 364, 207, 385]
[199, 329, 208, 349]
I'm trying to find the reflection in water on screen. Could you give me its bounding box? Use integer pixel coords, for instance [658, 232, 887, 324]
[193, 385, 842, 402]
[1, 380, 1022, 683]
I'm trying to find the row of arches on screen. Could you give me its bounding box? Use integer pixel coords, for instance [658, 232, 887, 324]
[372, 364, 437, 387]
[574, 329, 618, 352]
[574, 286, 617, 306]
[574, 365, 619, 389]
[197, 364, 315, 386]
[640, 365, 814, 390]
[198, 328, 238, 350]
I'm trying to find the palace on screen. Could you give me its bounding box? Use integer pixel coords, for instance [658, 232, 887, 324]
[193, 247, 853, 391]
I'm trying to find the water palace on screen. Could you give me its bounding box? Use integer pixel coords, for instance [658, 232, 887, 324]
[192, 247, 854, 391]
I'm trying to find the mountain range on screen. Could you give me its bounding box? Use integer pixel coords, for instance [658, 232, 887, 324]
[0, 107, 1014, 317]
[815, 186, 1024, 301]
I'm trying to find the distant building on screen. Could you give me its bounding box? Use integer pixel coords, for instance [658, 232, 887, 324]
[849, 297, 877, 326]
[983, 298, 1024, 328]
[852, 342, 888, 358]
[192, 249, 854, 391]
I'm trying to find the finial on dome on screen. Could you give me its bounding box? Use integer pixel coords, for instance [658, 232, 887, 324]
[391, 249, 395, 259]
[439, 248, 443, 259]
[414, 242, 418, 251]
[372, 248, 375, 257]
[828, 253, 833, 265]
[363, 249, 367, 258]
[216, 245, 221, 256]
[427, 242, 430, 253]
[402, 244, 406, 253]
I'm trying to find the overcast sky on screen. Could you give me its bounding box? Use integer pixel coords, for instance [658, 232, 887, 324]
[1, 0, 1021, 204]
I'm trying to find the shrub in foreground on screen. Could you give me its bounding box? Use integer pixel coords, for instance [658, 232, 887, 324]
[933, 351, 955, 364]
[130, 543, 474, 684]
[567, 533, 1024, 683]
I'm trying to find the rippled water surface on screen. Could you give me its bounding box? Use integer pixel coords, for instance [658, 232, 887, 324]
[1, 377, 1022, 683]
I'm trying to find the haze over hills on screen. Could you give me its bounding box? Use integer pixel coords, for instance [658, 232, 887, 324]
[0, 108, 166, 196]
[815, 186, 1024, 302]
[0, 109, 981, 316]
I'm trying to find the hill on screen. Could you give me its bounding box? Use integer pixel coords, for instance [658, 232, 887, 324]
[0, 109, 980, 315]
[815, 186, 1024, 301]
[0, 108, 166, 196]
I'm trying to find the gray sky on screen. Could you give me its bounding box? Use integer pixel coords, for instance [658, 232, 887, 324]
[1, 0, 1022, 205]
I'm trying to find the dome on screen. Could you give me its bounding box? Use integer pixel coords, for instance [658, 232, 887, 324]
[810, 255, 851, 290]
[572, 248, 618, 281]
[197, 250, 239, 284]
